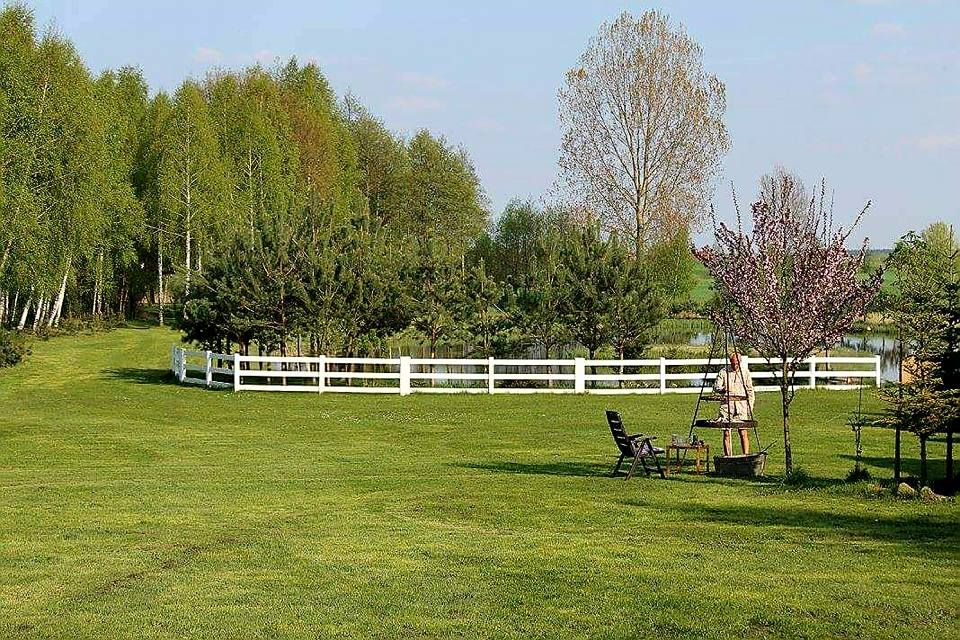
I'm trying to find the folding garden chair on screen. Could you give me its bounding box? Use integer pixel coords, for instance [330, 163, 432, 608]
[606, 410, 665, 479]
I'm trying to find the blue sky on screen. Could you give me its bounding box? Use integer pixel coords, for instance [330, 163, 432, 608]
[27, 0, 960, 247]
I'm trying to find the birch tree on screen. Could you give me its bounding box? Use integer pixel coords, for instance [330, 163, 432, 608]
[158, 81, 226, 296]
[558, 10, 729, 251]
[90, 68, 146, 316]
[278, 60, 361, 224]
[406, 130, 488, 257]
[214, 69, 298, 238]
[139, 92, 172, 324]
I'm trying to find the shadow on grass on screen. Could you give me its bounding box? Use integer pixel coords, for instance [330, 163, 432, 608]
[457, 459, 849, 486]
[456, 460, 614, 478]
[102, 367, 174, 386]
[841, 454, 947, 478]
[624, 499, 960, 553]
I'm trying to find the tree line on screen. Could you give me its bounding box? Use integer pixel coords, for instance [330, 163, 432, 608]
[181, 200, 669, 359]
[0, 5, 484, 330]
[2, 4, 692, 359]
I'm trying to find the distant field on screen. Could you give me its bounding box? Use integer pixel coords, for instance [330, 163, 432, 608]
[690, 260, 714, 304]
[689, 251, 897, 307]
[0, 327, 956, 639]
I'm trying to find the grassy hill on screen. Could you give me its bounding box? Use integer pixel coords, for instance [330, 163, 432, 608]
[0, 327, 956, 639]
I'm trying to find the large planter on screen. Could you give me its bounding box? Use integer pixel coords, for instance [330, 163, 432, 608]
[714, 452, 767, 478]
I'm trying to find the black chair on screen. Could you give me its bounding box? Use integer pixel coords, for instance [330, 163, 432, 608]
[606, 410, 665, 479]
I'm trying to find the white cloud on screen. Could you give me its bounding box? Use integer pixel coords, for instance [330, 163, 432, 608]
[194, 47, 223, 65]
[387, 96, 446, 112]
[871, 22, 905, 37]
[397, 71, 448, 91]
[905, 133, 960, 151]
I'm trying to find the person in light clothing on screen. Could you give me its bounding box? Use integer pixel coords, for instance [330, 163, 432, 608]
[713, 352, 755, 456]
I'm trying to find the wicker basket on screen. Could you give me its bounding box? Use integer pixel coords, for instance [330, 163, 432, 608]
[713, 452, 767, 477]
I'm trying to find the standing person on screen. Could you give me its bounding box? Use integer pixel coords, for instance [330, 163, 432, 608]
[713, 352, 755, 456]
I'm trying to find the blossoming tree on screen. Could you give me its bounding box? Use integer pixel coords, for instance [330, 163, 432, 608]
[695, 175, 882, 475]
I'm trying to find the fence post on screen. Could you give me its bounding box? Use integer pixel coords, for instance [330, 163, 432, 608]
[233, 353, 242, 392]
[659, 357, 666, 394]
[488, 357, 496, 394]
[317, 355, 326, 394]
[875, 354, 882, 388]
[400, 356, 411, 396]
[809, 357, 817, 390]
[574, 358, 585, 393]
[205, 350, 212, 387]
[178, 348, 186, 383]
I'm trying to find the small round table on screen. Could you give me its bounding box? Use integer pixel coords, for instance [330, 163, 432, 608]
[664, 443, 711, 475]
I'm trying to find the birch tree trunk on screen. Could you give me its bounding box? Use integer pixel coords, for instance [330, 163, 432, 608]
[0, 239, 11, 277]
[92, 251, 103, 315]
[48, 266, 69, 328]
[17, 297, 31, 330]
[185, 220, 191, 295]
[158, 247, 165, 326]
[32, 296, 46, 331]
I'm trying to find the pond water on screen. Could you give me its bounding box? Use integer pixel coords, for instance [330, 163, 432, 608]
[683, 331, 901, 381]
[387, 323, 902, 382]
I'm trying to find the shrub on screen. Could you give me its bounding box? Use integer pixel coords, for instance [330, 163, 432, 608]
[783, 466, 811, 487]
[0, 330, 28, 367]
[846, 466, 872, 483]
[57, 314, 124, 335]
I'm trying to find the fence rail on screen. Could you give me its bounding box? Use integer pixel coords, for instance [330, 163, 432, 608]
[170, 346, 882, 395]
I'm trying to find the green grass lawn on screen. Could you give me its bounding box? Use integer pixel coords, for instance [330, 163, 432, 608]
[0, 327, 957, 639]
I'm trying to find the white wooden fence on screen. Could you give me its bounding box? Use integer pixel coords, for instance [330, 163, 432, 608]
[170, 346, 882, 395]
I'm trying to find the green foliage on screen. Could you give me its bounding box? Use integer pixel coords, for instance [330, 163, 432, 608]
[181, 207, 412, 356]
[642, 228, 698, 311]
[410, 241, 468, 357]
[560, 225, 663, 358]
[879, 224, 960, 438]
[406, 130, 488, 257]
[0, 329, 27, 366]
[0, 7, 489, 337]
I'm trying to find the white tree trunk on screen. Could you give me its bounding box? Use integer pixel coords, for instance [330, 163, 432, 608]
[185, 225, 191, 296]
[48, 267, 69, 328]
[92, 251, 103, 315]
[17, 297, 31, 330]
[32, 296, 46, 331]
[10, 291, 19, 328]
[158, 246, 164, 326]
[0, 239, 11, 276]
